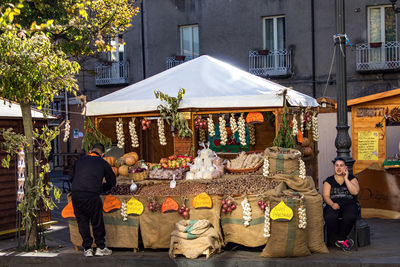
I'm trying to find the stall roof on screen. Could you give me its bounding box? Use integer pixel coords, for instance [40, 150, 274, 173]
[87, 55, 318, 116]
[0, 99, 56, 119]
[348, 88, 400, 107]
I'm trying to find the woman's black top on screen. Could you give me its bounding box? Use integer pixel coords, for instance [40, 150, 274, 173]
[323, 175, 357, 205]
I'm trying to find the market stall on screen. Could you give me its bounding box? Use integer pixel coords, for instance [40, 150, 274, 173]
[348, 88, 400, 219]
[64, 56, 326, 258]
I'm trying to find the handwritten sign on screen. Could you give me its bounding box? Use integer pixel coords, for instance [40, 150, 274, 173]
[127, 197, 144, 215]
[161, 197, 179, 213]
[358, 131, 378, 161]
[270, 200, 293, 221]
[192, 192, 212, 209]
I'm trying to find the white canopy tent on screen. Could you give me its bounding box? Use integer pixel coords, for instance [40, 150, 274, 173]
[87, 55, 318, 116]
[0, 99, 56, 119]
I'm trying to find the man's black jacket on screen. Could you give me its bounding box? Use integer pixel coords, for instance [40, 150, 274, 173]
[71, 152, 116, 196]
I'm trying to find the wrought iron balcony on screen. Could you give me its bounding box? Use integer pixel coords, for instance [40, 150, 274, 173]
[95, 61, 129, 86]
[166, 55, 194, 69]
[249, 49, 291, 77]
[356, 41, 400, 72]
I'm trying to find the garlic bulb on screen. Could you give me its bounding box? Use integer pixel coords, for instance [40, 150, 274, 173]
[199, 128, 206, 144]
[63, 120, 70, 143]
[263, 202, 271, 237]
[299, 112, 304, 135]
[299, 158, 306, 179]
[298, 197, 307, 229]
[157, 118, 167, 146]
[219, 115, 228, 146]
[238, 113, 247, 146]
[248, 124, 256, 145]
[305, 111, 312, 131]
[311, 111, 319, 141]
[291, 115, 298, 137]
[230, 114, 238, 134]
[129, 118, 139, 148]
[116, 118, 125, 148]
[121, 201, 128, 221]
[207, 115, 215, 137]
[263, 157, 270, 177]
[241, 197, 252, 226]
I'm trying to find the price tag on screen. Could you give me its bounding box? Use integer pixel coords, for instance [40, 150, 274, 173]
[127, 197, 144, 215]
[270, 200, 293, 221]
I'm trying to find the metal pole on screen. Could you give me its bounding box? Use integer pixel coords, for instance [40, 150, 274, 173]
[334, 0, 355, 173]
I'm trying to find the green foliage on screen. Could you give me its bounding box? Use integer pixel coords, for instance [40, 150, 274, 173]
[273, 101, 295, 149]
[81, 117, 111, 152]
[154, 88, 192, 138]
[0, 128, 26, 168]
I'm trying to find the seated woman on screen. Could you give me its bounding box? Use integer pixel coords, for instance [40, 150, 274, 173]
[322, 157, 360, 251]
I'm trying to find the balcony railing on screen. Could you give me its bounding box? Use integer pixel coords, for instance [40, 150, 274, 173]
[249, 49, 291, 77]
[166, 55, 194, 69]
[356, 41, 400, 72]
[95, 61, 129, 85]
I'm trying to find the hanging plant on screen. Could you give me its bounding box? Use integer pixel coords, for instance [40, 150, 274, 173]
[81, 117, 112, 152]
[157, 118, 167, 146]
[63, 120, 70, 143]
[207, 115, 215, 137]
[238, 113, 247, 146]
[154, 88, 192, 138]
[273, 101, 295, 148]
[129, 118, 139, 148]
[116, 118, 125, 148]
[219, 114, 228, 145]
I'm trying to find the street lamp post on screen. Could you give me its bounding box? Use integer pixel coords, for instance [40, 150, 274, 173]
[334, 0, 355, 173]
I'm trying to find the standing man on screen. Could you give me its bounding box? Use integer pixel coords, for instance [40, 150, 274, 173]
[71, 143, 116, 257]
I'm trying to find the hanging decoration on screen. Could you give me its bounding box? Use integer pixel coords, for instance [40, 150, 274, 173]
[299, 111, 304, 135]
[63, 120, 70, 143]
[263, 157, 270, 177]
[241, 197, 252, 226]
[311, 111, 319, 141]
[263, 201, 271, 238]
[219, 114, 228, 146]
[157, 118, 167, 146]
[248, 124, 256, 145]
[230, 114, 238, 134]
[291, 115, 298, 137]
[238, 113, 247, 146]
[129, 118, 139, 148]
[298, 196, 307, 229]
[299, 158, 306, 179]
[246, 112, 264, 124]
[207, 115, 215, 137]
[116, 118, 125, 148]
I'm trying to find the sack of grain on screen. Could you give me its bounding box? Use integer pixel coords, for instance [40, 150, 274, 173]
[264, 146, 302, 176]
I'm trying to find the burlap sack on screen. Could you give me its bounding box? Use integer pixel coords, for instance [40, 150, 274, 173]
[138, 195, 222, 249]
[221, 192, 276, 247]
[260, 195, 311, 258]
[271, 175, 329, 253]
[265, 147, 301, 176]
[68, 195, 139, 248]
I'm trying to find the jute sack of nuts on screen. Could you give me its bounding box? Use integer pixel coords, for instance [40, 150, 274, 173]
[264, 146, 302, 176]
[260, 194, 310, 258]
[270, 174, 329, 253]
[68, 195, 139, 249]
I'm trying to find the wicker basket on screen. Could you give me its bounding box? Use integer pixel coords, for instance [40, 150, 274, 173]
[129, 170, 149, 182]
[225, 161, 263, 174]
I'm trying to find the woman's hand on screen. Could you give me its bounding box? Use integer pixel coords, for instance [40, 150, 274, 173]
[331, 203, 340, 210]
[343, 166, 349, 180]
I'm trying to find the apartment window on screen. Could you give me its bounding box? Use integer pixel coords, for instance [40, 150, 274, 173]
[180, 25, 199, 58]
[263, 16, 285, 51]
[109, 35, 125, 62]
[368, 6, 396, 43]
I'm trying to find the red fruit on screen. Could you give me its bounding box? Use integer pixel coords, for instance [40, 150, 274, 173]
[258, 200, 263, 206]
[221, 200, 226, 205]
[231, 204, 236, 210]
[221, 209, 226, 213]
[182, 211, 188, 218]
[227, 207, 232, 212]
[222, 204, 228, 209]
[226, 199, 232, 206]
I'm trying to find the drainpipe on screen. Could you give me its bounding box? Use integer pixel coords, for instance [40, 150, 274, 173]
[141, 1, 146, 79]
[311, 0, 316, 98]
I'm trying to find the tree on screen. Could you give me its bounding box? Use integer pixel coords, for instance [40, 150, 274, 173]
[273, 100, 295, 149]
[0, 1, 138, 249]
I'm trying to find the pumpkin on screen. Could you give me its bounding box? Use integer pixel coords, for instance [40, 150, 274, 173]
[303, 147, 313, 157]
[122, 152, 139, 161]
[112, 167, 118, 176]
[124, 156, 137, 166]
[246, 112, 264, 124]
[301, 137, 310, 147]
[103, 156, 116, 167]
[118, 165, 129, 177]
[115, 158, 125, 168]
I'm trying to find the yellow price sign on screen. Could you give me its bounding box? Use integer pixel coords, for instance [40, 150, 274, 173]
[270, 200, 293, 221]
[127, 197, 144, 215]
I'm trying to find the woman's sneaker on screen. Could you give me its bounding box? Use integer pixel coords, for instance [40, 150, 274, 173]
[335, 239, 354, 251]
[84, 248, 94, 257]
[95, 247, 112, 256]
